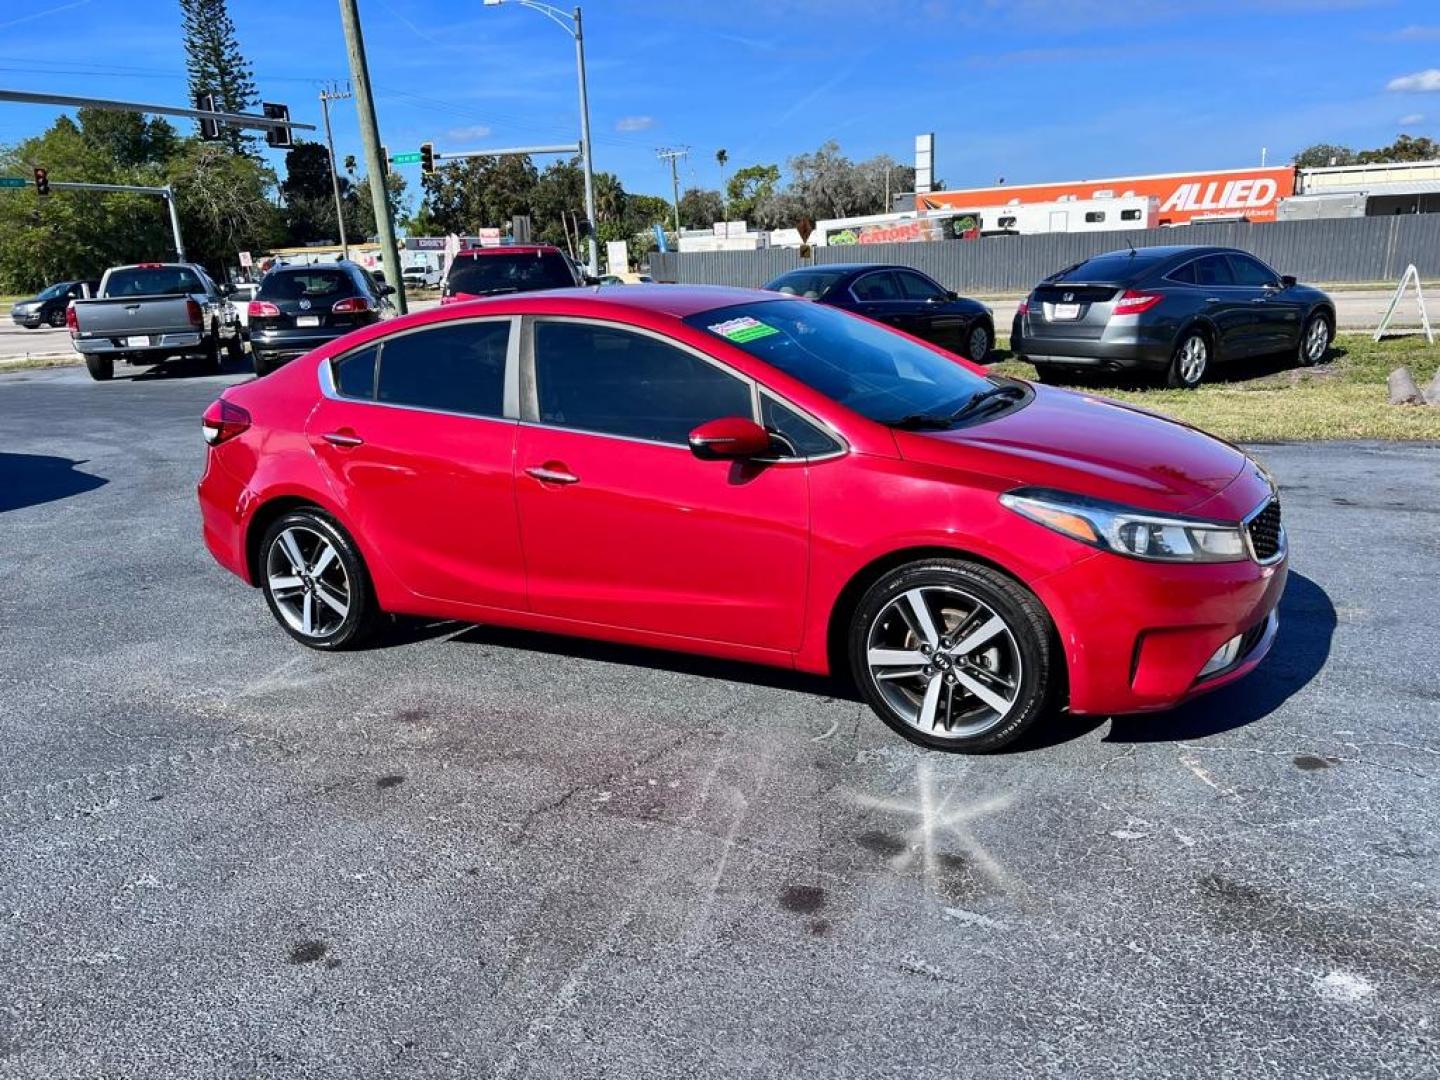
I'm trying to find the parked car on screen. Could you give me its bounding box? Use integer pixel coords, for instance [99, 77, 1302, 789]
[248, 261, 395, 377]
[199, 285, 1286, 753]
[763, 263, 994, 361]
[402, 265, 442, 290]
[440, 245, 585, 304]
[1011, 245, 1336, 388]
[10, 280, 100, 329]
[228, 282, 259, 337]
[598, 272, 656, 285]
[68, 263, 243, 381]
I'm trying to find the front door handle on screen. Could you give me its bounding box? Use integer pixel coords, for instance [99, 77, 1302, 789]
[323, 431, 364, 447]
[526, 465, 579, 485]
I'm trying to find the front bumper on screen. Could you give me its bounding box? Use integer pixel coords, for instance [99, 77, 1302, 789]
[11, 308, 42, 327]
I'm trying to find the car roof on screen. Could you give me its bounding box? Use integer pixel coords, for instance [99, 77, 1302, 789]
[1085, 244, 1237, 263]
[453, 245, 563, 259]
[430, 284, 796, 322]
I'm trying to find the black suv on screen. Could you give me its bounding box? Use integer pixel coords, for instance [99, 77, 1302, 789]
[249, 262, 395, 376]
[1012, 245, 1335, 388]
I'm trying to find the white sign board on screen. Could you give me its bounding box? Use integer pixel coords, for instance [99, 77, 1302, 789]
[238, 250, 253, 268]
[605, 240, 629, 275]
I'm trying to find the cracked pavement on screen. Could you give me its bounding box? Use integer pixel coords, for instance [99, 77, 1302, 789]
[1, 365, 1437, 1078]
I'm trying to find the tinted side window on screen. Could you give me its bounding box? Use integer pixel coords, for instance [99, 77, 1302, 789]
[852, 272, 902, 301]
[896, 271, 947, 301]
[534, 322, 752, 445]
[334, 345, 378, 399]
[1168, 261, 1197, 285]
[375, 321, 509, 417]
[1227, 254, 1277, 287]
[1193, 256, 1234, 287]
[761, 395, 842, 458]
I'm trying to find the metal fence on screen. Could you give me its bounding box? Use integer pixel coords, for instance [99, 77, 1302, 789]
[649, 215, 1440, 293]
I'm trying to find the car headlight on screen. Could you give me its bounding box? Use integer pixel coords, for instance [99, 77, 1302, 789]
[999, 488, 1247, 563]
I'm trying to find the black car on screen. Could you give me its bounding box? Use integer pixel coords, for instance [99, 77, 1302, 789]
[248, 262, 395, 376]
[1012, 245, 1335, 388]
[10, 280, 100, 328]
[763, 263, 995, 361]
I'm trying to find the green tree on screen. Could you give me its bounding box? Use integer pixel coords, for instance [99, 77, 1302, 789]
[351, 168, 408, 241]
[1356, 135, 1439, 164]
[1293, 143, 1356, 168]
[77, 108, 178, 169]
[167, 140, 282, 273]
[725, 163, 780, 223]
[179, 0, 259, 155]
[677, 187, 723, 229]
[280, 140, 348, 244]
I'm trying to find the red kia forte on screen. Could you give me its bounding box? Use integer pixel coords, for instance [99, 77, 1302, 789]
[198, 286, 1286, 751]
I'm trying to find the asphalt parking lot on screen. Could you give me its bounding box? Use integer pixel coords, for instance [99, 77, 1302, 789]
[2, 363, 1437, 1079]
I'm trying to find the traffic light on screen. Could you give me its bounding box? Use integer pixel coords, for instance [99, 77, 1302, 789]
[420, 142, 435, 175]
[33, 167, 49, 196]
[262, 102, 292, 149]
[196, 93, 220, 141]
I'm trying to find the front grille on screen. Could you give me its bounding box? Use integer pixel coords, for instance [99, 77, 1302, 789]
[1247, 499, 1283, 562]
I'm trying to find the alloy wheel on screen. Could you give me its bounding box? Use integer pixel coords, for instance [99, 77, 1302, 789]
[1179, 335, 1208, 384]
[865, 585, 1023, 740]
[1305, 318, 1328, 363]
[265, 525, 350, 638]
[969, 325, 990, 361]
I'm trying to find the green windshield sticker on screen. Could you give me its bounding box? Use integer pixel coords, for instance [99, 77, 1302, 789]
[709, 316, 779, 343]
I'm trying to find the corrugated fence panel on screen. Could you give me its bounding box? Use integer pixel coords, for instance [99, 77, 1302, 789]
[650, 215, 1440, 292]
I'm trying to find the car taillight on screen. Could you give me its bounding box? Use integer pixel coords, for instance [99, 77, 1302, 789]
[201, 399, 251, 446]
[186, 298, 204, 327]
[331, 296, 372, 314]
[248, 300, 280, 318]
[1113, 290, 1163, 316]
[65, 302, 78, 333]
[1015, 298, 1030, 317]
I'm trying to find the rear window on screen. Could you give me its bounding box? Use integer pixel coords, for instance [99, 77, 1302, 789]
[445, 252, 576, 297]
[765, 268, 849, 300]
[103, 266, 204, 297]
[1051, 252, 1165, 284]
[258, 269, 355, 301]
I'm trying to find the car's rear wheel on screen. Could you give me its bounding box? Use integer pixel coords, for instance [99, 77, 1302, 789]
[1298, 312, 1331, 367]
[1166, 329, 1209, 389]
[84, 355, 114, 381]
[260, 510, 377, 650]
[1031, 364, 1064, 385]
[200, 330, 222, 374]
[225, 329, 244, 362]
[252, 351, 275, 377]
[849, 559, 1055, 752]
[966, 321, 992, 362]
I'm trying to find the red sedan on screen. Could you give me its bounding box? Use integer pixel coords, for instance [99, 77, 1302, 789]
[198, 286, 1287, 751]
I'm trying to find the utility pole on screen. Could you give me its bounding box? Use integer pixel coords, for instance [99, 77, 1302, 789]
[335, 0, 407, 313]
[657, 146, 688, 234]
[319, 82, 353, 261]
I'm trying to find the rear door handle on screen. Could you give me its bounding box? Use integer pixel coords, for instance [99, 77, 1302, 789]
[323, 431, 363, 447]
[526, 465, 579, 485]
[1204, 297, 1222, 303]
[1250, 297, 1269, 304]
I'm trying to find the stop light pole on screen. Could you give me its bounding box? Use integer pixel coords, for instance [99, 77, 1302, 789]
[336, 0, 407, 314]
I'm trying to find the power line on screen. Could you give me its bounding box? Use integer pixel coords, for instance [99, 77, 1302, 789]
[656, 146, 688, 232]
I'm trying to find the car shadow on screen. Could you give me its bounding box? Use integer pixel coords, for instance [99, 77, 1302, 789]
[125, 350, 253, 381]
[1005, 346, 1348, 391]
[0, 452, 107, 512]
[1103, 571, 1336, 744]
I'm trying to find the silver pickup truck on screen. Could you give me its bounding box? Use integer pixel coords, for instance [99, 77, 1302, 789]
[69, 262, 243, 381]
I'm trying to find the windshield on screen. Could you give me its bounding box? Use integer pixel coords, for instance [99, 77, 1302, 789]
[684, 300, 993, 425]
[445, 252, 576, 296]
[764, 268, 849, 299]
[103, 266, 204, 297]
[37, 282, 70, 300]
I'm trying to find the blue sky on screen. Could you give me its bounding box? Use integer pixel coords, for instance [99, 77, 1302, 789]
[2, 0, 1438, 208]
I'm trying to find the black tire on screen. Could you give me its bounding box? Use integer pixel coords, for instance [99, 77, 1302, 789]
[200, 328, 222, 374]
[1166, 328, 1209, 389]
[965, 320, 993, 362]
[848, 558, 1056, 752]
[252, 350, 274, 377]
[225, 328, 244, 362]
[1031, 364, 1064, 385]
[47, 309, 66, 328]
[84, 355, 114, 381]
[1297, 311, 1331, 368]
[259, 509, 378, 650]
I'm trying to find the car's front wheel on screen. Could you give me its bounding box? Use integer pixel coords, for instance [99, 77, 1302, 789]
[1166, 329, 1209, 389]
[1297, 312, 1331, 367]
[966, 321, 992, 362]
[849, 559, 1056, 752]
[47, 309, 66, 328]
[259, 510, 378, 650]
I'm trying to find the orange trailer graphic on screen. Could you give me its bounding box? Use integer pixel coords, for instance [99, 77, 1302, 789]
[917, 166, 1296, 225]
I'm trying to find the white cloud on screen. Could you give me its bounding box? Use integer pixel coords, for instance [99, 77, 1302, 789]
[446, 124, 492, 142]
[614, 115, 655, 132]
[1398, 113, 1426, 125]
[1389, 24, 1440, 41]
[1386, 69, 1440, 93]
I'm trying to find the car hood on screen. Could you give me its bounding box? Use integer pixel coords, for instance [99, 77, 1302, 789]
[893, 383, 1248, 515]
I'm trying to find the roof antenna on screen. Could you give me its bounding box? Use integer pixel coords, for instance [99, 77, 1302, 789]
[1127, 235, 1137, 257]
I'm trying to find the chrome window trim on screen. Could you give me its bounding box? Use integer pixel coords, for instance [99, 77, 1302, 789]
[315, 314, 521, 425]
[1241, 494, 1286, 566]
[755, 388, 848, 464]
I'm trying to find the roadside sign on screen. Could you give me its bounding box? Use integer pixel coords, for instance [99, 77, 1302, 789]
[390, 152, 423, 165]
[238, 250, 253, 268]
[0, 177, 27, 188]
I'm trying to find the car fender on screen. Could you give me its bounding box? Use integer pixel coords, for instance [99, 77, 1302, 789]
[1174, 312, 1223, 361]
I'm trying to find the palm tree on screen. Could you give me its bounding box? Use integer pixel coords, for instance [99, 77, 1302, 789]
[716, 148, 729, 219]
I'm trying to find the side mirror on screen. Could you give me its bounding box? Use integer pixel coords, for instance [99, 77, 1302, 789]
[946, 290, 959, 300]
[582, 274, 601, 286]
[1279, 275, 1297, 288]
[688, 417, 772, 460]
[378, 283, 396, 296]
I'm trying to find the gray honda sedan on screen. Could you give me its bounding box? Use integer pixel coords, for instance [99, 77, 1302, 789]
[1011, 245, 1335, 388]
